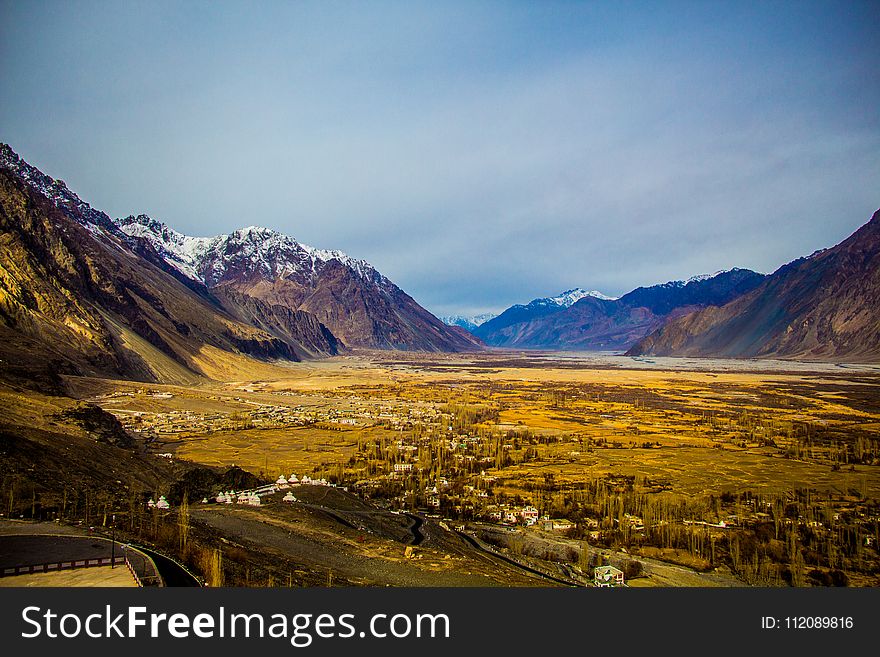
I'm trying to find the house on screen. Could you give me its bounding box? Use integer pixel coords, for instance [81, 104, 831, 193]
[394, 463, 413, 473]
[594, 565, 624, 587]
[542, 519, 574, 531]
[520, 506, 539, 525]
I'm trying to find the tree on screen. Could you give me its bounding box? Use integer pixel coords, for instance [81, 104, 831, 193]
[178, 493, 190, 555]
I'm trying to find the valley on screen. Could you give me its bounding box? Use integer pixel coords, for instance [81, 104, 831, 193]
[4, 350, 878, 587]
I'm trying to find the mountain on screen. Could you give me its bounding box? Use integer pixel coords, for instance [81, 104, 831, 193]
[475, 271, 766, 350]
[0, 144, 478, 388]
[0, 147, 347, 387]
[473, 288, 617, 342]
[627, 210, 880, 361]
[116, 216, 481, 352]
[440, 313, 497, 332]
[617, 268, 767, 315]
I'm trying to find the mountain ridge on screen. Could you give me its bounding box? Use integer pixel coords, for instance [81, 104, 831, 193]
[627, 209, 880, 361]
[475, 270, 766, 349]
[2, 143, 480, 354]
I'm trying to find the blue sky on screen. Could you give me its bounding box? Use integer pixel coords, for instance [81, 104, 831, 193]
[2, 1, 878, 316]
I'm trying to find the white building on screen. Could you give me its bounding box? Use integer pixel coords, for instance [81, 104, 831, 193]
[520, 506, 539, 525]
[594, 565, 624, 587]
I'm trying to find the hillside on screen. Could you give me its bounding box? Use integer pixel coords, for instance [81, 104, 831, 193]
[628, 210, 880, 361]
[476, 271, 765, 350]
[0, 152, 337, 387]
[116, 217, 482, 353]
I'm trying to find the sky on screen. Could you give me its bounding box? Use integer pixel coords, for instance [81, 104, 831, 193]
[2, 1, 879, 317]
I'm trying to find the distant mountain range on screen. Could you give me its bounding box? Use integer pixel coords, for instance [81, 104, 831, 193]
[0, 144, 480, 386]
[2, 142, 876, 375]
[628, 209, 880, 361]
[472, 271, 767, 350]
[440, 313, 498, 332]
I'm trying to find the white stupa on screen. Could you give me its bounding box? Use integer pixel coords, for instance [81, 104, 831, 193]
[276, 475, 289, 487]
[283, 492, 297, 503]
[147, 498, 155, 508]
[156, 496, 170, 510]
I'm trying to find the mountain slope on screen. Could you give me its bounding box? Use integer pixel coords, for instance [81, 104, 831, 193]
[627, 210, 880, 361]
[117, 217, 482, 352]
[0, 147, 341, 386]
[440, 313, 497, 332]
[473, 289, 616, 342]
[476, 271, 766, 349]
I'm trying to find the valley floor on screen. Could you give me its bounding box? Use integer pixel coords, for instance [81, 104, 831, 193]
[3, 350, 879, 586]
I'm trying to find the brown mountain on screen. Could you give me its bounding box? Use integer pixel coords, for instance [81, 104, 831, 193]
[627, 209, 880, 361]
[0, 147, 339, 387]
[476, 270, 766, 350]
[211, 286, 341, 360]
[116, 217, 482, 353]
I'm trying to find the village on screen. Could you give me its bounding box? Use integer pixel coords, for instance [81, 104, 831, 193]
[84, 368, 880, 588]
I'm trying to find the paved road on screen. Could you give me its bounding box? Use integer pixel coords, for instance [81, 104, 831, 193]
[453, 530, 584, 587]
[133, 545, 201, 587]
[0, 535, 117, 568]
[0, 534, 161, 585]
[403, 513, 425, 546]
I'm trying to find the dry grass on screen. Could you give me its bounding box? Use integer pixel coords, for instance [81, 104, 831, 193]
[59, 350, 880, 500]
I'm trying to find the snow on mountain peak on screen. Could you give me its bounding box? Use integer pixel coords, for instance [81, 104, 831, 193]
[1, 143, 123, 236]
[440, 313, 497, 331]
[685, 269, 730, 284]
[116, 215, 386, 288]
[547, 288, 618, 306]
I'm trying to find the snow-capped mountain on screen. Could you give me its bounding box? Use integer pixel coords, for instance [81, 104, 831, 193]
[115, 214, 478, 351]
[647, 269, 746, 289]
[1, 142, 481, 354]
[0, 144, 350, 385]
[473, 287, 619, 343]
[474, 270, 766, 349]
[440, 313, 497, 332]
[547, 288, 618, 306]
[116, 216, 389, 289]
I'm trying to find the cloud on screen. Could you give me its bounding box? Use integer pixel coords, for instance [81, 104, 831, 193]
[2, 1, 878, 315]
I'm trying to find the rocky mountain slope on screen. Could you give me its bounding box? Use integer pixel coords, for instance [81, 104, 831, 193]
[627, 209, 880, 361]
[0, 163, 325, 386]
[473, 289, 617, 342]
[0, 144, 480, 389]
[476, 271, 766, 350]
[116, 217, 481, 352]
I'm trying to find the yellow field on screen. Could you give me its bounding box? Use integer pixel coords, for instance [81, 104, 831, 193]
[75, 351, 880, 500]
